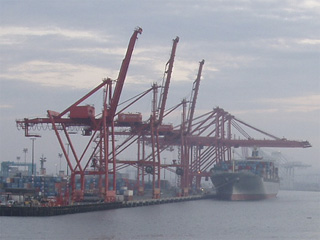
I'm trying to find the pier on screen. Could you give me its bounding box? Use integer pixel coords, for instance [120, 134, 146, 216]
[0, 194, 214, 216]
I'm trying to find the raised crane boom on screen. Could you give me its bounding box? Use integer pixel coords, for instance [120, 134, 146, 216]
[157, 36, 179, 125]
[187, 59, 205, 134]
[108, 27, 143, 120]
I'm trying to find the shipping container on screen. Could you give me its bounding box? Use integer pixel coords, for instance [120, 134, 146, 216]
[158, 124, 173, 133]
[116, 195, 124, 202]
[117, 113, 142, 124]
[124, 190, 133, 196]
[70, 105, 95, 118]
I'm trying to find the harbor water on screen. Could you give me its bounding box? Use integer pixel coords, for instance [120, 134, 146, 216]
[0, 190, 319, 240]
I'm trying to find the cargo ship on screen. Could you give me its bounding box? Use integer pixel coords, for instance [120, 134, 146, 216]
[210, 149, 279, 200]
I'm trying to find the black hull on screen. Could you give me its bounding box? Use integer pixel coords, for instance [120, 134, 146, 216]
[211, 171, 279, 201]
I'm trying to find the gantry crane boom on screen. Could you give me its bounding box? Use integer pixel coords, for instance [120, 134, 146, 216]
[157, 36, 179, 125]
[187, 59, 205, 134]
[108, 27, 143, 120]
[185, 136, 311, 148]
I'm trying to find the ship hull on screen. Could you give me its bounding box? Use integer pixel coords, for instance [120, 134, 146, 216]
[211, 171, 279, 201]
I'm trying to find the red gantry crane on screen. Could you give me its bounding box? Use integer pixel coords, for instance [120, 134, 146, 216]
[148, 36, 179, 198]
[85, 36, 180, 199]
[16, 27, 142, 202]
[185, 59, 205, 191]
[176, 59, 205, 195]
[117, 36, 179, 198]
[160, 106, 311, 193]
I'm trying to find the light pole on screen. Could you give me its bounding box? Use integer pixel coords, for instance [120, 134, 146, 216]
[55, 164, 58, 176]
[16, 157, 21, 178]
[30, 138, 36, 183]
[66, 143, 70, 176]
[58, 153, 63, 172]
[23, 148, 28, 172]
[65, 143, 70, 204]
[163, 158, 166, 179]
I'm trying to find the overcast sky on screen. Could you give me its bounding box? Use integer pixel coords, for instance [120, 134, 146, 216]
[0, 0, 319, 175]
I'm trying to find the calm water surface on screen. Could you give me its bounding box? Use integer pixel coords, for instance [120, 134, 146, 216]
[1, 190, 319, 240]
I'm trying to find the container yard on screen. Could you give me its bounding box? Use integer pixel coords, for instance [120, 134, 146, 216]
[0, 27, 311, 216]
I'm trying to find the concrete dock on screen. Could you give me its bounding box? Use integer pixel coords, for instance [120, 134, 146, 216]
[0, 194, 216, 216]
